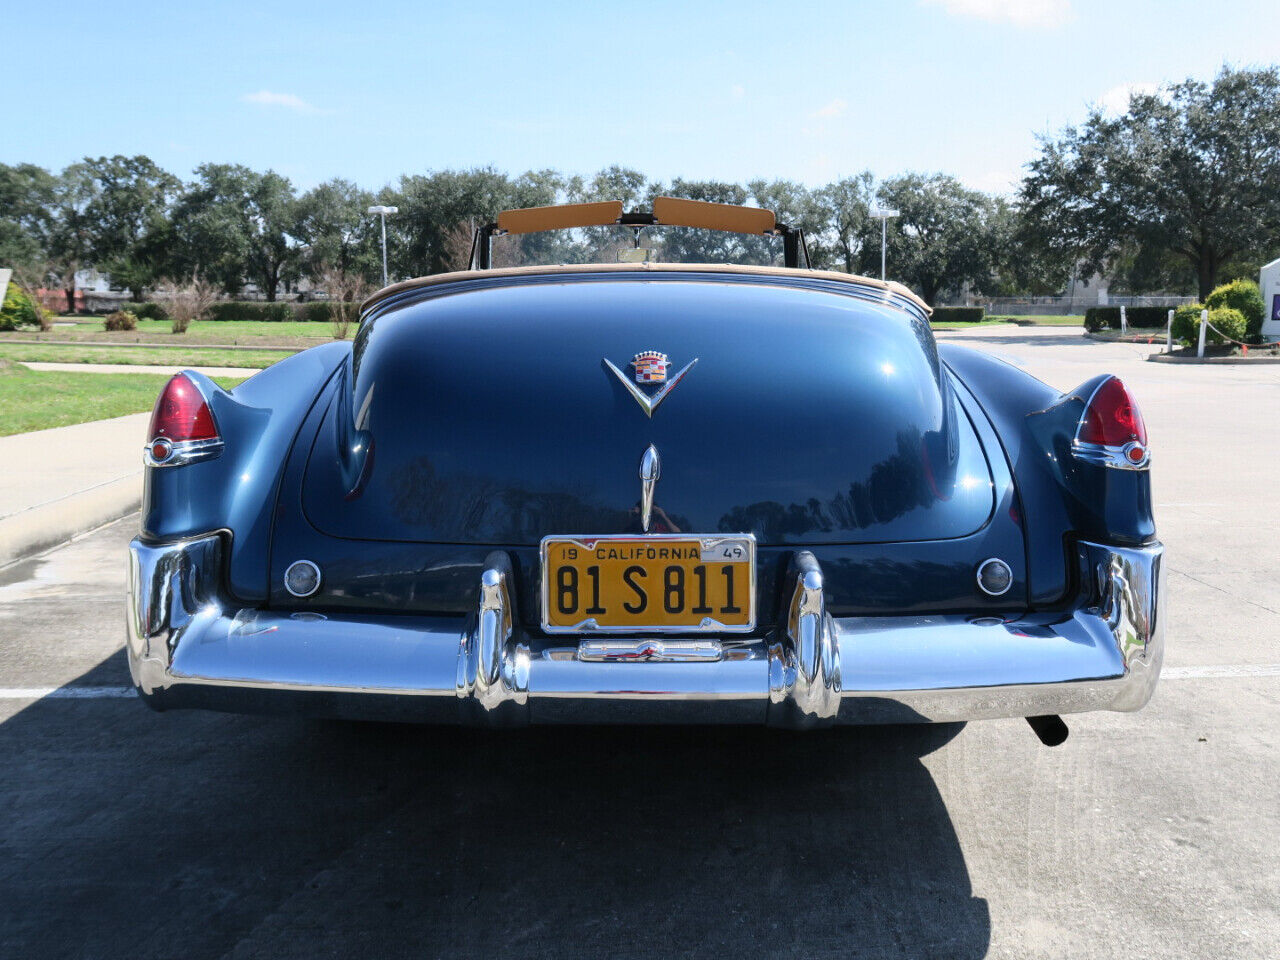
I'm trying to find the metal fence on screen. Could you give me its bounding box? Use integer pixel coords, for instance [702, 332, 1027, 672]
[966, 295, 1195, 316]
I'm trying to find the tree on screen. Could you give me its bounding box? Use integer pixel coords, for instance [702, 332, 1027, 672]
[44, 163, 99, 313]
[244, 170, 298, 300]
[748, 179, 830, 267]
[650, 178, 756, 264]
[0, 163, 57, 272]
[81, 155, 180, 300]
[1021, 65, 1280, 300]
[817, 173, 876, 274]
[293, 178, 378, 284]
[162, 272, 218, 333]
[869, 173, 996, 303]
[169, 164, 299, 299]
[989, 197, 1074, 296]
[319, 265, 370, 339]
[389, 168, 521, 277]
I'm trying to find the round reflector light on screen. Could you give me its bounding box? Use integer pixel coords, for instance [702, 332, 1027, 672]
[284, 560, 322, 598]
[149, 438, 173, 463]
[976, 558, 1013, 597]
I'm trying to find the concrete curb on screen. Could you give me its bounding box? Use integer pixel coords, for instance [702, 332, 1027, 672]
[1147, 353, 1280, 364]
[0, 473, 141, 565]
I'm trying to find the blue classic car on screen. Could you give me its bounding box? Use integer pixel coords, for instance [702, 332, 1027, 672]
[127, 198, 1163, 743]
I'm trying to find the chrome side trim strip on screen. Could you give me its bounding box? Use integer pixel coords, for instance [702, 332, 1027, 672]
[1071, 439, 1150, 470]
[143, 437, 225, 468]
[767, 550, 841, 727]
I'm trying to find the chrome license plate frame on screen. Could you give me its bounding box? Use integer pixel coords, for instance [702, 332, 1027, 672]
[539, 533, 756, 635]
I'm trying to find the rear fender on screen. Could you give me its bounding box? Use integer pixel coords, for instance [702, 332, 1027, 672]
[140, 342, 350, 603]
[941, 346, 1156, 608]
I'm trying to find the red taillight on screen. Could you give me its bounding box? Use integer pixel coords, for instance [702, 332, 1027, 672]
[1078, 377, 1147, 447]
[148, 373, 218, 442]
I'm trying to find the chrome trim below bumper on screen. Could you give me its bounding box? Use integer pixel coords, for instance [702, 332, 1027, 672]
[126, 535, 1164, 727]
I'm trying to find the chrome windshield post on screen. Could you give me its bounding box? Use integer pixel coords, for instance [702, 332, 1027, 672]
[768, 551, 841, 728]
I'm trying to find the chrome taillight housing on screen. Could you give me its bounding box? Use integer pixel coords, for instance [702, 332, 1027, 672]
[144, 373, 224, 467]
[1071, 375, 1149, 470]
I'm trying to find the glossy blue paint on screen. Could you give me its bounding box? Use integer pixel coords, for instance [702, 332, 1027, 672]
[136, 268, 1155, 626]
[304, 275, 996, 547]
[140, 342, 348, 602]
[941, 346, 1157, 608]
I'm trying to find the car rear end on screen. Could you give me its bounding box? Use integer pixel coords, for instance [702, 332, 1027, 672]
[127, 269, 1163, 733]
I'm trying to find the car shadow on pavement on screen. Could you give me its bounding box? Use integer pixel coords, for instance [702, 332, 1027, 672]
[1, 650, 991, 960]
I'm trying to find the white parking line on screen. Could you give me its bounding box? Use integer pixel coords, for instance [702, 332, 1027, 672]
[0, 686, 136, 700]
[1162, 664, 1280, 679]
[0, 665, 1278, 701]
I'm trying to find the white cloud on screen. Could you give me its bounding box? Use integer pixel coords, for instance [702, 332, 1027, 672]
[1098, 81, 1160, 114]
[921, 0, 1073, 29]
[812, 98, 847, 119]
[240, 90, 322, 114]
[729, 84, 746, 100]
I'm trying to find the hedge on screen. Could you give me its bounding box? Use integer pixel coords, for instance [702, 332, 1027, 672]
[0, 285, 41, 330]
[1205, 279, 1264, 337]
[930, 307, 985, 323]
[1083, 306, 1176, 332]
[207, 301, 298, 322]
[1171, 303, 1248, 346]
[103, 309, 139, 331]
[302, 301, 359, 323]
[131, 302, 169, 322]
[117, 300, 355, 323]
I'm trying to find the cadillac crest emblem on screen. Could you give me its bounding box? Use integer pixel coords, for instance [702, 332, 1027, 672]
[603, 350, 700, 418]
[632, 350, 669, 383]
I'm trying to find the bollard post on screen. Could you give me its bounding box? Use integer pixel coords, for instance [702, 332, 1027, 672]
[1166, 309, 1174, 353]
[1198, 308, 1208, 358]
[1120, 305, 1127, 335]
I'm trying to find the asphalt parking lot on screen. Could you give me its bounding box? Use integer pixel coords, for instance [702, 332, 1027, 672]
[1, 327, 1277, 959]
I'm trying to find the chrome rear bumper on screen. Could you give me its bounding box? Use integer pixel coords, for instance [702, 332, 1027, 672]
[126, 536, 1163, 727]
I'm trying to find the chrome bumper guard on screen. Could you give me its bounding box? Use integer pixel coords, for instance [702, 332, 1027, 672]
[126, 537, 1164, 727]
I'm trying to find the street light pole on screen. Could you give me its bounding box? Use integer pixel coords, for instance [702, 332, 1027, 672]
[367, 205, 399, 287]
[870, 206, 900, 281]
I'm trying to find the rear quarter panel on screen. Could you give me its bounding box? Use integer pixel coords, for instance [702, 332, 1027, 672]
[140, 341, 349, 603]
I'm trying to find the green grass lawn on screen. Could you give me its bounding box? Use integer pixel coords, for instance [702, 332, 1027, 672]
[931, 314, 1085, 329]
[0, 343, 288, 369]
[0, 361, 247, 436]
[930, 318, 1016, 329]
[13, 318, 343, 347]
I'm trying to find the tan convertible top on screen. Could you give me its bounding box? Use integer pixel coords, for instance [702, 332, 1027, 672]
[363, 262, 930, 315]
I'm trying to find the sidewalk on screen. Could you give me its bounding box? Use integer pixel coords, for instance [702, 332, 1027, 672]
[0, 413, 148, 564]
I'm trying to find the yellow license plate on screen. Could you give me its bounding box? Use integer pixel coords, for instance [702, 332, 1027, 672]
[540, 535, 756, 633]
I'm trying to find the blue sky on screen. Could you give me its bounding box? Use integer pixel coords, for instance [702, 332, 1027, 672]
[7, 0, 1280, 195]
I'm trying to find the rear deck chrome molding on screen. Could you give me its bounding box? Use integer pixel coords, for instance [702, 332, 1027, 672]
[126, 536, 1164, 727]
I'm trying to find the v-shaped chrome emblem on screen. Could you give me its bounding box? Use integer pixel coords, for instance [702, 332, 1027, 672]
[603, 356, 698, 418]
